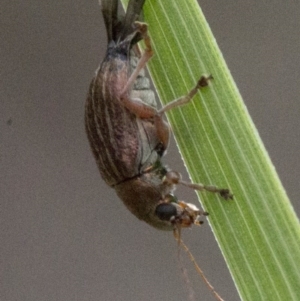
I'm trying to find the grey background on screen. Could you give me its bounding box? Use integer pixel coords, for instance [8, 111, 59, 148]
[1, 1, 299, 301]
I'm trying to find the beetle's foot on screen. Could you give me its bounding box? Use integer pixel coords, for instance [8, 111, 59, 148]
[219, 189, 233, 200]
[197, 75, 214, 88]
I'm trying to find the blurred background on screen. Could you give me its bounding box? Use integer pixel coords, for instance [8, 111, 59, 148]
[1, 1, 299, 300]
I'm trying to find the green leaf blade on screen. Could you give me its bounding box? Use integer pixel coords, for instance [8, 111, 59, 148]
[120, 0, 300, 300]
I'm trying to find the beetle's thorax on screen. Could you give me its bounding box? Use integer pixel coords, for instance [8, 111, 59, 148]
[114, 163, 176, 230]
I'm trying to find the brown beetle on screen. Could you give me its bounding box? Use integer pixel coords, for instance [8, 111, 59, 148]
[85, 0, 232, 231]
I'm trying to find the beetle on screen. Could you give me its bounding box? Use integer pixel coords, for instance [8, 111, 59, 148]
[85, 0, 232, 231]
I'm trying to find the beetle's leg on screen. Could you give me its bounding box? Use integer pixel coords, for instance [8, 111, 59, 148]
[153, 76, 213, 148]
[119, 94, 171, 148]
[120, 22, 153, 98]
[119, 23, 213, 150]
[119, 21, 161, 117]
[120, 75, 212, 119]
[119, 22, 171, 147]
[157, 75, 213, 115]
[180, 180, 233, 200]
[164, 170, 233, 200]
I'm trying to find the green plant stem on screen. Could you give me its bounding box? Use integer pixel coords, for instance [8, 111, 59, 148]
[121, 0, 300, 300]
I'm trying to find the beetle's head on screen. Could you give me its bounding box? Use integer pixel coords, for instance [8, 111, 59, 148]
[155, 195, 209, 231]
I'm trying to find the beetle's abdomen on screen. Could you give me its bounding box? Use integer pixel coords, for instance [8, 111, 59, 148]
[85, 57, 143, 186]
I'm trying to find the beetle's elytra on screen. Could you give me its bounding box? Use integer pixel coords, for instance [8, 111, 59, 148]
[85, 0, 232, 231]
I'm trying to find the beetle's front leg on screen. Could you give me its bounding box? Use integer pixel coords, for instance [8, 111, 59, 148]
[164, 170, 233, 200]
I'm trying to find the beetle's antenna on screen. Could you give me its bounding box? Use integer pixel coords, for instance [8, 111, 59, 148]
[174, 231, 226, 301]
[174, 228, 196, 301]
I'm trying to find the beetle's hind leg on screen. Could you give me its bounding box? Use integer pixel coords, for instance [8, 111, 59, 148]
[119, 23, 215, 152]
[121, 21, 213, 116]
[120, 22, 153, 97]
[119, 22, 171, 148]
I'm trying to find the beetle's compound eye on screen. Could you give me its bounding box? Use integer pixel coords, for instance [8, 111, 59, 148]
[155, 203, 177, 221]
